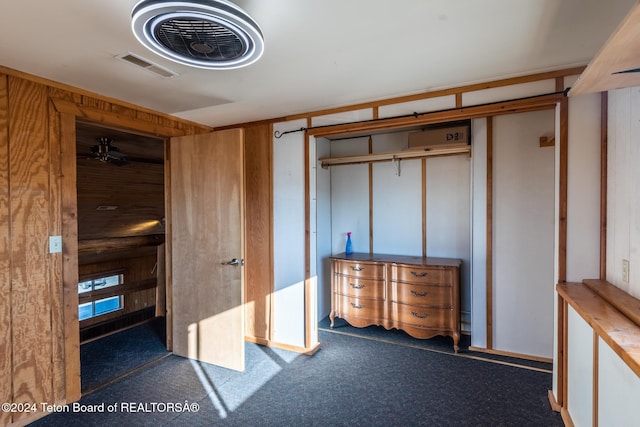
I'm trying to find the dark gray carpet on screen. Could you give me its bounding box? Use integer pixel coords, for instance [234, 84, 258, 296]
[321, 317, 554, 372]
[32, 324, 562, 426]
[80, 319, 168, 393]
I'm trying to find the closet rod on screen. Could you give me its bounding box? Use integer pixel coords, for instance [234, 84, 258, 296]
[273, 89, 568, 139]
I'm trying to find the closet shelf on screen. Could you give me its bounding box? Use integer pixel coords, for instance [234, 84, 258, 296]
[318, 144, 471, 168]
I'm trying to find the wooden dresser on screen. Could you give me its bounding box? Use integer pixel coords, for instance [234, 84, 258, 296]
[329, 252, 462, 352]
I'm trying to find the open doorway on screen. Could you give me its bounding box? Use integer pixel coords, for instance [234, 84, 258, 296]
[75, 121, 168, 393]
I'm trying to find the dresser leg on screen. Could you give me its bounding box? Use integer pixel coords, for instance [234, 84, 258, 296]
[329, 311, 335, 328]
[453, 333, 460, 354]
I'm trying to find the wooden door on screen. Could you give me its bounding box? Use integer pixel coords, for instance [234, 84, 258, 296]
[169, 129, 245, 371]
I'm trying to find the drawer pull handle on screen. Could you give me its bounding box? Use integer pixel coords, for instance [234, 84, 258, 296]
[351, 302, 364, 309]
[410, 290, 428, 297]
[350, 283, 365, 289]
[411, 271, 428, 277]
[350, 266, 364, 271]
[411, 311, 428, 319]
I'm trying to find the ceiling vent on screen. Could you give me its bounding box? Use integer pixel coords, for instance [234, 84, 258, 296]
[131, 0, 264, 70]
[116, 52, 178, 78]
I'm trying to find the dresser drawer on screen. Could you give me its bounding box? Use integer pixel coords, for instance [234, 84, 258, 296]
[390, 302, 451, 329]
[336, 276, 385, 300]
[334, 260, 384, 279]
[394, 264, 448, 285]
[335, 295, 385, 320]
[390, 282, 451, 307]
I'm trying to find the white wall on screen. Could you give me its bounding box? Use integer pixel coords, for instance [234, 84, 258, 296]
[598, 336, 640, 426]
[272, 120, 306, 347]
[567, 91, 602, 282]
[329, 138, 370, 255]
[607, 87, 640, 298]
[567, 305, 594, 427]
[463, 80, 556, 106]
[372, 131, 422, 256]
[426, 154, 471, 325]
[378, 96, 456, 119]
[493, 109, 556, 359]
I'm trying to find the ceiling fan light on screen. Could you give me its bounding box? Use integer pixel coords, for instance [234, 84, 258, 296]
[131, 0, 264, 70]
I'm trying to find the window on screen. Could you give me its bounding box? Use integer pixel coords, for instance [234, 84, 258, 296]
[78, 273, 123, 294]
[79, 296, 123, 321]
[78, 273, 124, 321]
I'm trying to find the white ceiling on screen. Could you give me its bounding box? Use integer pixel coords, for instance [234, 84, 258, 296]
[0, 0, 636, 127]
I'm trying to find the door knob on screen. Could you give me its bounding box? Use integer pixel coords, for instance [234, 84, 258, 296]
[221, 258, 244, 266]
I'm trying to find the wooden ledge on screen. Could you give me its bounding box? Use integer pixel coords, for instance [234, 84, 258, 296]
[557, 282, 640, 378]
[582, 279, 640, 328]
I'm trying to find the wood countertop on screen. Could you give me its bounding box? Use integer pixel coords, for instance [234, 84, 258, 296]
[557, 281, 640, 378]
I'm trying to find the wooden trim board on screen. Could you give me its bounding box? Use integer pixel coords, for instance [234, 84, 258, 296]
[486, 116, 494, 349]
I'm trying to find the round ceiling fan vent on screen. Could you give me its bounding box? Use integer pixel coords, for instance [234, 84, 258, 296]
[131, 0, 264, 70]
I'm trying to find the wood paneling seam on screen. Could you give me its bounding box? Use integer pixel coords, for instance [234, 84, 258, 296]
[1, 72, 15, 425]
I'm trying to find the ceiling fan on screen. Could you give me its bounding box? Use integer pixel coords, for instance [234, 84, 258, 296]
[78, 137, 163, 166]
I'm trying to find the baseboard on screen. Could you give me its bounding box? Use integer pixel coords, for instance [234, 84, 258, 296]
[468, 346, 552, 364]
[245, 336, 321, 355]
[561, 407, 575, 427]
[547, 390, 561, 412]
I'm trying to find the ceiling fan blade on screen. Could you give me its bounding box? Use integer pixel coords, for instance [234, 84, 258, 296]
[106, 150, 127, 159]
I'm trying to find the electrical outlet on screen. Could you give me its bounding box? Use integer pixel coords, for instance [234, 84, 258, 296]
[49, 236, 62, 254]
[622, 259, 630, 283]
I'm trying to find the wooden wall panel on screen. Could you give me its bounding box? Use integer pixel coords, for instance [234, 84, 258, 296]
[78, 252, 157, 281]
[8, 77, 53, 422]
[59, 112, 81, 403]
[75, 161, 165, 239]
[0, 73, 12, 427]
[127, 288, 157, 314]
[244, 124, 272, 340]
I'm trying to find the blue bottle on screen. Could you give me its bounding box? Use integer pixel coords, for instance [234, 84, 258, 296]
[345, 232, 353, 255]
